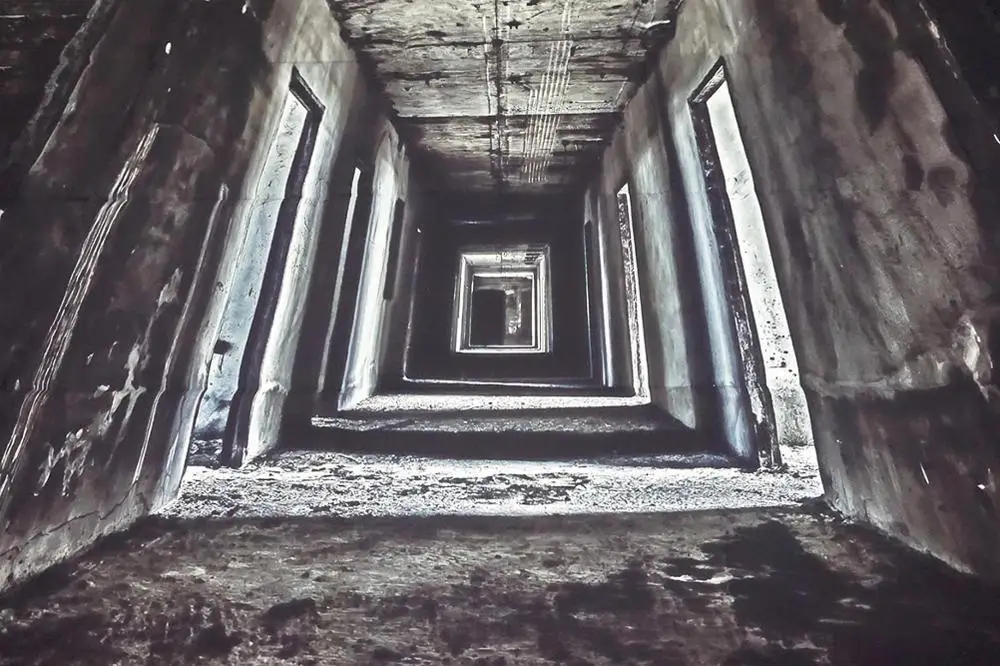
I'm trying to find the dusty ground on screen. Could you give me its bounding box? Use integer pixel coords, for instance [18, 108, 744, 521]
[2, 506, 999, 665]
[163, 450, 822, 520]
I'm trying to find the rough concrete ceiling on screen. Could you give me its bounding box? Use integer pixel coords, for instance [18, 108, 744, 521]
[328, 0, 683, 194]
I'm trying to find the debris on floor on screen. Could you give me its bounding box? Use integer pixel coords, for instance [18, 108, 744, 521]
[2, 508, 999, 665]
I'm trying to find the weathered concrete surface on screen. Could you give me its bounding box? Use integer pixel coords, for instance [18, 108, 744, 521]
[185, 0, 391, 466]
[0, 0, 405, 592]
[0, 0, 99, 200]
[327, 0, 684, 193]
[3, 508, 999, 665]
[159, 448, 821, 520]
[590, 63, 727, 446]
[611, 0, 1000, 577]
[0, 0, 272, 593]
[338, 126, 416, 411]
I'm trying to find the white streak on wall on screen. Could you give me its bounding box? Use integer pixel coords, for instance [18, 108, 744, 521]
[317, 166, 362, 395]
[705, 80, 814, 448]
[340, 130, 409, 410]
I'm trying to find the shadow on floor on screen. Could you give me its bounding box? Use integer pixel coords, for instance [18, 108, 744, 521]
[1, 507, 999, 665]
[301, 404, 723, 462]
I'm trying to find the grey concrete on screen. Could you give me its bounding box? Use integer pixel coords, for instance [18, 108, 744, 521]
[3, 0, 1000, 621]
[159, 446, 821, 520]
[605, 0, 1000, 577]
[339, 128, 416, 411]
[589, 57, 749, 455]
[706, 78, 815, 451]
[5, 508, 1000, 665]
[192, 91, 311, 443]
[337, 393, 649, 413]
[326, 0, 684, 192]
[0, 0, 405, 593]
[0, 0, 100, 194]
[309, 410, 682, 435]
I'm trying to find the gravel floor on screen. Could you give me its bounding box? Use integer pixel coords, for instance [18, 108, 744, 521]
[2, 507, 999, 665]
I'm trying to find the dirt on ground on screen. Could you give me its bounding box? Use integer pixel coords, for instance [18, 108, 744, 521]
[1, 507, 999, 665]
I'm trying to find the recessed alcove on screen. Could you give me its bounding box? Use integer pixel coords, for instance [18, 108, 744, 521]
[452, 244, 552, 355]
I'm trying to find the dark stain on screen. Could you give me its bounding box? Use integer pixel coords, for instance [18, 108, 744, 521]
[902, 153, 925, 190]
[5, 513, 1000, 664]
[552, 561, 656, 615]
[817, 0, 850, 24]
[0, 611, 126, 664]
[817, 0, 899, 133]
[753, 0, 897, 373]
[371, 645, 405, 661]
[387, 70, 447, 84]
[812, 376, 1000, 577]
[425, 29, 447, 39]
[261, 597, 318, 630]
[0, 2, 100, 200]
[926, 165, 958, 206]
[883, 0, 1000, 259]
[147, 595, 244, 660]
[666, 520, 1000, 665]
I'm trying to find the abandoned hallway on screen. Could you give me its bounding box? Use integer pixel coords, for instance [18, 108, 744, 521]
[2, 0, 1000, 663]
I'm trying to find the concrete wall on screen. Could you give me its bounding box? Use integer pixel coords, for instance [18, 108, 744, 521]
[584, 183, 651, 399]
[622, 0, 1000, 576]
[0, 0, 403, 591]
[186, 0, 378, 464]
[190, 93, 311, 447]
[339, 128, 416, 410]
[704, 78, 816, 452]
[379, 181, 425, 387]
[589, 61, 734, 445]
[0, 0, 105, 202]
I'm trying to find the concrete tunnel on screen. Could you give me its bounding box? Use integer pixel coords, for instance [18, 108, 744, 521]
[1, 0, 1000, 662]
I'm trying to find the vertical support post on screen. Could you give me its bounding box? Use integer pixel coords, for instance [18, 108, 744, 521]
[222, 69, 324, 467]
[689, 60, 780, 469]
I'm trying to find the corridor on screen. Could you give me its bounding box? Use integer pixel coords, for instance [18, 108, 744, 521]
[2, 0, 1000, 663]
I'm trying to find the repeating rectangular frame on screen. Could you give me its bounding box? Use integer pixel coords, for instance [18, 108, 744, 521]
[451, 244, 553, 355]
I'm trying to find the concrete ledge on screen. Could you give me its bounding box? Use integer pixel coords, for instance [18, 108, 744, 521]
[157, 446, 822, 520]
[336, 393, 650, 414]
